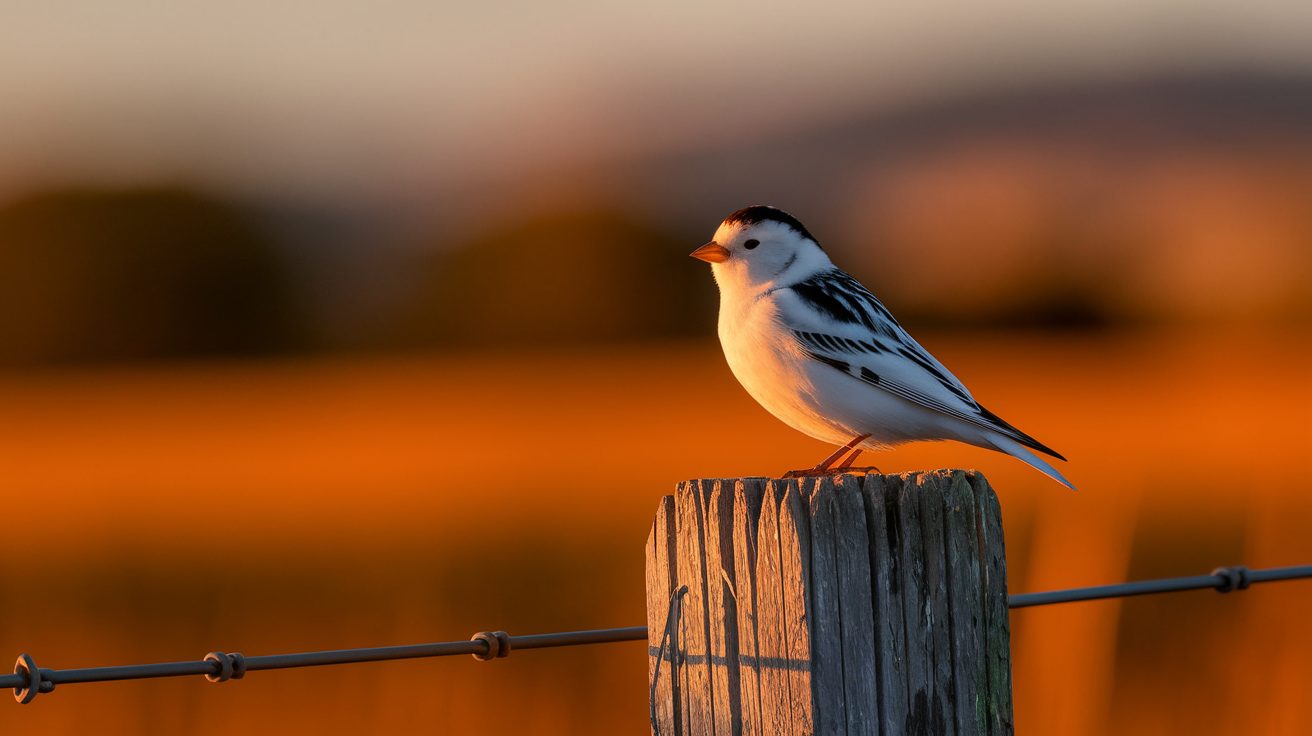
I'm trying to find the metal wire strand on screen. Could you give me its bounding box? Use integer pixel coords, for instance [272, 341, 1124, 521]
[3, 563, 1309, 703]
[0, 627, 646, 702]
[1005, 564, 1312, 608]
[649, 585, 688, 735]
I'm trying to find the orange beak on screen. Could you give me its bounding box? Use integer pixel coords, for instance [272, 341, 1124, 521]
[689, 241, 730, 263]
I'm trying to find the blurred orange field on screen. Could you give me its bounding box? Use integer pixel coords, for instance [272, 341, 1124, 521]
[2, 332, 1310, 734]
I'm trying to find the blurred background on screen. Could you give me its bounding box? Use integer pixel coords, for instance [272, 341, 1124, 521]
[3, 2, 1311, 733]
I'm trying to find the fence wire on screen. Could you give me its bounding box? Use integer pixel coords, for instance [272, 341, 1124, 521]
[5, 563, 1310, 704]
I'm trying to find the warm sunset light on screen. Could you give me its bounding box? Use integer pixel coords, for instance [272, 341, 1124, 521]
[2, 2, 1310, 735]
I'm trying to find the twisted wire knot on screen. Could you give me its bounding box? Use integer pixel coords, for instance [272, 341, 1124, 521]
[13, 653, 54, 704]
[204, 651, 247, 683]
[470, 631, 512, 662]
[649, 585, 689, 735]
[1212, 566, 1252, 593]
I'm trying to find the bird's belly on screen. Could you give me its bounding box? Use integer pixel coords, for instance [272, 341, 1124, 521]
[719, 314, 936, 449]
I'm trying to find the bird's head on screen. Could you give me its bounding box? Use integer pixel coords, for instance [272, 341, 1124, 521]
[691, 205, 830, 290]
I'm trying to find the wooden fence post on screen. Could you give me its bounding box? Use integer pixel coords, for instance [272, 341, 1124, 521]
[645, 470, 1013, 736]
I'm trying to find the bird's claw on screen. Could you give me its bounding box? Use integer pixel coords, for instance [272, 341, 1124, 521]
[780, 466, 882, 479]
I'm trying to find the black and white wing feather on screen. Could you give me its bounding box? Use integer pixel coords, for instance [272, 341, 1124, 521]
[781, 269, 1064, 460]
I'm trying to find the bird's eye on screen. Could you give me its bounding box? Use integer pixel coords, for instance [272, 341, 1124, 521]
[744, 239, 760, 250]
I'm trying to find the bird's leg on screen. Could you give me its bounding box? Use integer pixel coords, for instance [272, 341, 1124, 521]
[782, 434, 870, 478]
[836, 448, 882, 474]
[816, 437, 867, 471]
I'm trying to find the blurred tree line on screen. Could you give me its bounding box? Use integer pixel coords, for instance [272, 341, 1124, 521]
[4, 73, 1311, 367]
[0, 188, 305, 366]
[394, 209, 711, 347]
[0, 187, 713, 367]
[1, 164, 1307, 367]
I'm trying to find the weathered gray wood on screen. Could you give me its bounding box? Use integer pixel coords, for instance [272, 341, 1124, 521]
[803, 477, 846, 735]
[732, 479, 766, 736]
[918, 473, 956, 735]
[648, 470, 1011, 736]
[895, 475, 935, 734]
[754, 481, 793, 733]
[860, 474, 909, 735]
[777, 481, 815, 732]
[646, 494, 680, 735]
[831, 474, 878, 733]
[944, 472, 985, 735]
[969, 472, 1014, 735]
[703, 479, 742, 734]
[676, 480, 715, 734]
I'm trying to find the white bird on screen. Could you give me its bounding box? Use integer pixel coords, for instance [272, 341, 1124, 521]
[691, 205, 1074, 489]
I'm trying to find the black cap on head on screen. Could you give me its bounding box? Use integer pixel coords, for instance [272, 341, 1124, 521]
[722, 205, 819, 246]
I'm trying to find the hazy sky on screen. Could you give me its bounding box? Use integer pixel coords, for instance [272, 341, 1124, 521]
[3, 1, 1311, 203]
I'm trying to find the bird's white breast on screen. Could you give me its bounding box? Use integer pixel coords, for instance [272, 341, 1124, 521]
[717, 287, 953, 449]
[717, 289, 855, 446]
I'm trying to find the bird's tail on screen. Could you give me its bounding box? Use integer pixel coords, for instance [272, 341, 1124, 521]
[988, 434, 1076, 490]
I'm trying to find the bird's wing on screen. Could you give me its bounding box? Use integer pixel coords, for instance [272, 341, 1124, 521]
[778, 270, 1065, 460]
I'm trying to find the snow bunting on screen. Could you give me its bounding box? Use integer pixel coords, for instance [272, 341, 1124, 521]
[691, 205, 1074, 489]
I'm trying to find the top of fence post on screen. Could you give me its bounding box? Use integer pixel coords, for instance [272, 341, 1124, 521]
[644, 469, 1014, 736]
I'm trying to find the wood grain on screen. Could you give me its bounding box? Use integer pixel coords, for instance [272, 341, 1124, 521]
[648, 471, 1011, 736]
[861, 473, 909, 735]
[803, 477, 845, 735]
[969, 472, 1014, 736]
[754, 480, 793, 734]
[832, 474, 878, 734]
[944, 471, 984, 735]
[778, 480, 815, 732]
[918, 473, 955, 735]
[676, 480, 715, 734]
[704, 479, 742, 734]
[646, 494, 680, 735]
[732, 478, 766, 736]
